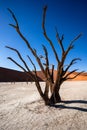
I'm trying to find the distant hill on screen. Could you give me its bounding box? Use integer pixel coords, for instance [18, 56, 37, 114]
[0, 67, 42, 82]
[0, 67, 87, 82]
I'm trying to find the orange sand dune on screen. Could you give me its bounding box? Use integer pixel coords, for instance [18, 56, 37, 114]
[37, 70, 87, 81]
[0, 67, 87, 82]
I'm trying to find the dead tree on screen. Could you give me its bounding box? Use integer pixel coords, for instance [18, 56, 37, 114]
[6, 6, 83, 105]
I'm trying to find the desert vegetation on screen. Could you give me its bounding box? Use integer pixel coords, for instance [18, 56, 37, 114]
[6, 6, 83, 105]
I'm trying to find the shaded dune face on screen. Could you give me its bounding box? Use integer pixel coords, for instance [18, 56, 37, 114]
[0, 67, 87, 82]
[0, 67, 42, 82]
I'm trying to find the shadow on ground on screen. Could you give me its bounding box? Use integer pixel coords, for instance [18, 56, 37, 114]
[53, 100, 87, 112]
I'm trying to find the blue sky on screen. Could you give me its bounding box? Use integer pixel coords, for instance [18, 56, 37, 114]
[0, 0, 87, 72]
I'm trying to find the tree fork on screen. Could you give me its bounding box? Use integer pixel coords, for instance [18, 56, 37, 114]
[6, 6, 84, 106]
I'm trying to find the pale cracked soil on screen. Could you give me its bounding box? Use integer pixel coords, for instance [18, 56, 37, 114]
[0, 81, 87, 130]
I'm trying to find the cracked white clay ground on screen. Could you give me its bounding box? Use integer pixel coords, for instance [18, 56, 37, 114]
[0, 81, 87, 130]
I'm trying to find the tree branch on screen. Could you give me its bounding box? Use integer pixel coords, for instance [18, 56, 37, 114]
[65, 33, 82, 57]
[42, 44, 49, 68]
[27, 55, 36, 72]
[8, 8, 46, 75]
[55, 27, 65, 53]
[51, 64, 54, 83]
[42, 45, 50, 75]
[7, 57, 36, 81]
[7, 57, 27, 72]
[63, 58, 81, 75]
[27, 56, 45, 100]
[42, 6, 60, 63]
[66, 71, 84, 80]
[7, 8, 19, 29]
[70, 33, 82, 45]
[6, 46, 30, 72]
[64, 69, 79, 79]
[27, 55, 40, 82]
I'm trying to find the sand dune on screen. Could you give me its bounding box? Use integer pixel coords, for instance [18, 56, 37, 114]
[0, 67, 87, 82]
[0, 81, 87, 130]
[0, 67, 42, 82]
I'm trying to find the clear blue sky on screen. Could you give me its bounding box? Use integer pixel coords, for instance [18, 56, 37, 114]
[0, 0, 87, 72]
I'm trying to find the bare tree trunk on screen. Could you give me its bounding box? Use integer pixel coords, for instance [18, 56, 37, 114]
[49, 88, 61, 105]
[55, 90, 61, 102]
[43, 82, 50, 105]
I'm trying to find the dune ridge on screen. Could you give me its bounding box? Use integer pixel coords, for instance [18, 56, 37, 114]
[0, 67, 87, 82]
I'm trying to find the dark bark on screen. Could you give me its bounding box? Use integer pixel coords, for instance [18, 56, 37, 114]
[49, 91, 61, 105]
[49, 83, 61, 105]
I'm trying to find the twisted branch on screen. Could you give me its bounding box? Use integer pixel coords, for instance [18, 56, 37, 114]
[66, 71, 84, 80]
[8, 8, 45, 76]
[55, 27, 64, 53]
[7, 57, 27, 72]
[64, 69, 79, 79]
[63, 58, 81, 76]
[6, 46, 30, 71]
[42, 6, 60, 63]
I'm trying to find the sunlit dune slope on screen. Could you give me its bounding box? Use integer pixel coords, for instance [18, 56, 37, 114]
[0, 67, 87, 82]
